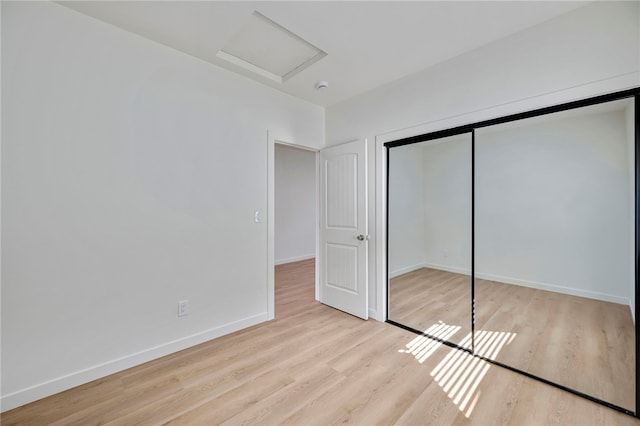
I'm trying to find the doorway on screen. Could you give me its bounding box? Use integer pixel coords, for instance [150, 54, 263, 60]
[273, 143, 318, 318]
[275, 144, 317, 266]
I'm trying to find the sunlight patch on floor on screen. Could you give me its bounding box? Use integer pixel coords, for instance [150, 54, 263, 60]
[399, 323, 516, 418]
[431, 329, 516, 417]
[397, 321, 461, 363]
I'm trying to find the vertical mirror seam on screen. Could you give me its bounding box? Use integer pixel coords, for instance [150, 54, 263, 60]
[385, 145, 390, 322]
[471, 129, 476, 354]
[635, 94, 639, 417]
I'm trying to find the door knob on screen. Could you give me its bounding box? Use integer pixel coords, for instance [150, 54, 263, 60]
[357, 234, 367, 241]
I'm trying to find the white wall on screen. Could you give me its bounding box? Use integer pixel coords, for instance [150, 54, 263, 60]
[388, 134, 472, 277]
[275, 144, 316, 265]
[1, 1, 324, 411]
[422, 135, 472, 274]
[389, 107, 632, 304]
[327, 2, 639, 144]
[326, 0, 640, 320]
[475, 109, 632, 304]
[388, 143, 425, 276]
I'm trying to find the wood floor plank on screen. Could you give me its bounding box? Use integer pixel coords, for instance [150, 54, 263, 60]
[220, 365, 346, 426]
[48, 377, 183, 426]
[163, 368, 295, 425]
[2, 258, 639, 425]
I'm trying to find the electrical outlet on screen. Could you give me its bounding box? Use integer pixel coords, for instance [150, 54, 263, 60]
[442, 249, 449, 259]
[178, 300, 189, 317]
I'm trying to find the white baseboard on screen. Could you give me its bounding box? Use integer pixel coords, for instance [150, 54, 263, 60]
[275, 254, 315, 265]
[476, 272, 628, 305]
[368, 307, 378, 320]
[420, 262, 469, 277]
[389, 263, 426, 279]
[0, 313, 269, 412]
[419, 262, 629, 305]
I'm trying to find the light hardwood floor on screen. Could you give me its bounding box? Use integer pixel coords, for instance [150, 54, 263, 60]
[3, 259, 639, 425]
[390, 267, 636, 412]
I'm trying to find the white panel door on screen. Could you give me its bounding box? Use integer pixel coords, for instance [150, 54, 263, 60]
[319, 139, 368, 319]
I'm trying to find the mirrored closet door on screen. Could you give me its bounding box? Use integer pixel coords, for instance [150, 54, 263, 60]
[386, 88, 639, 416]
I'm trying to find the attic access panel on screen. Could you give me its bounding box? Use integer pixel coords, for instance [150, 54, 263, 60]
[217, 11, 327, 84]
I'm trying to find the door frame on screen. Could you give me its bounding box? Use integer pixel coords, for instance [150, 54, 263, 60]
[267, 131, 320, 320]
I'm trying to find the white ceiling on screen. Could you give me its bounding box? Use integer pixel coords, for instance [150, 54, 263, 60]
[58, 1, 588, 107]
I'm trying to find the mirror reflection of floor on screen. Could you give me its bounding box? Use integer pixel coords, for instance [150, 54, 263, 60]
[389, 268, 473, 349]
[388, 267, 635, 411]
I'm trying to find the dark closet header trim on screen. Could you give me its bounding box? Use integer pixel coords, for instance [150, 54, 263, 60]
[384, 87, 640, 148]
[635, 92, 640, 414]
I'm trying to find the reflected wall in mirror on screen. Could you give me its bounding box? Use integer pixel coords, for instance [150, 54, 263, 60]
[388, 133, 472, 348]
[474, 98, 636, 411]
